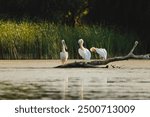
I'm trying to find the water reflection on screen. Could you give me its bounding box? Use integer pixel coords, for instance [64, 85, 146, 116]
[0, 67, 150, 100]
[1, 75, 150, 100]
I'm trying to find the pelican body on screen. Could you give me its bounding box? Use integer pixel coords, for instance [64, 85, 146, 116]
[60, 40, 68, 64]
[90, 47, 107, 60]
[78, 39, 91, 61]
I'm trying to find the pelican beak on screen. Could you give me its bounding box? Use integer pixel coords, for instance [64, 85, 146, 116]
[90, 48, 93, 52]
[78, 40, 82, 47]
[65, 45, 68, 50]
[64, 41, 68, 50]
[90, 47, 96, 52]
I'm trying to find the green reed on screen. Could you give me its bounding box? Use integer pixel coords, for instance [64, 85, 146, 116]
[0, 20, 138, 59]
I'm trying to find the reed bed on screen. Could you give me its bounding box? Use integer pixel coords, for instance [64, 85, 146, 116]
[0, 20, 138, 59]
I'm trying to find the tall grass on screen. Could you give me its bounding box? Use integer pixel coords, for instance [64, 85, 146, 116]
[0, 20, 139, 59]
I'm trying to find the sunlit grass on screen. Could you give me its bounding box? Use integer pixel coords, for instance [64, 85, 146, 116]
[0, 20, 138, 59]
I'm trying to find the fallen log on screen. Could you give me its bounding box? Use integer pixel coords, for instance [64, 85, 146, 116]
[55, 41, 150, 68]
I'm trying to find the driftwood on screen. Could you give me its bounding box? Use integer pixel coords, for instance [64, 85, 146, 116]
[55, 41, 150, 68]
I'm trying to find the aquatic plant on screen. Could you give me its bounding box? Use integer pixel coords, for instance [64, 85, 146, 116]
[0, 20, 138, 59]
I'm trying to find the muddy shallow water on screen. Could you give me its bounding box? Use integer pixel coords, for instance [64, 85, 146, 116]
[0, 60, 150, 100]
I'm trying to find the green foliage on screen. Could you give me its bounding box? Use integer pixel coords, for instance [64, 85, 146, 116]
[0, 20, 138, 59]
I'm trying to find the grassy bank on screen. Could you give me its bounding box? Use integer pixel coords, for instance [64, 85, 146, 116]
[0, 20, 139, 59]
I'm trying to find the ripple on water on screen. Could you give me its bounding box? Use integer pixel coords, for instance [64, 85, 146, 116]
[0, 66, 150, 99]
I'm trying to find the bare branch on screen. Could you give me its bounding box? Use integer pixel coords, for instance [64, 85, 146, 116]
[128, 41, 138, 55]
[55, 41, 150, 68]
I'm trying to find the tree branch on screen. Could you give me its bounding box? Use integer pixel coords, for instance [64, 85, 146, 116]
[55, 41, 150, 68]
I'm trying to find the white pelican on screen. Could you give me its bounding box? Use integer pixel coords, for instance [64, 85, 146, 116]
[90, 47, 107, 60]
[60, 40, 68, 64]
[78, 39, 91, 61]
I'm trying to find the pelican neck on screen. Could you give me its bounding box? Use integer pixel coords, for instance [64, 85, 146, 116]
[80, 45, 85, 50]
[61, 44, 66, 52]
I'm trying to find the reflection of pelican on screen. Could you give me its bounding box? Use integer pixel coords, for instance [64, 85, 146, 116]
[63, 77, 68, 99]
[78, 39, 91, 61]
[60, 40, 68, 64]
[90, 47, 107, 60]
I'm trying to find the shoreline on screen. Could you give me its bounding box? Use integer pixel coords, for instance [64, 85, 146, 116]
[0, 59, 149, 69]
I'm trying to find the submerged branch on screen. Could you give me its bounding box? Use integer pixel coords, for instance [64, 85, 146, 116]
[55, 41, 150, 68]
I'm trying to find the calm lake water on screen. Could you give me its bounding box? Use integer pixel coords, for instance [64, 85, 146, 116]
[0, 60, 150, 100]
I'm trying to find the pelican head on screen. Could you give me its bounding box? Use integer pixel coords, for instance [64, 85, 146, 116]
[90, 47, 96, 52]
[62, 40, 67, 50]
[78, 39, 84, 45]
[135, 41, 138, 45]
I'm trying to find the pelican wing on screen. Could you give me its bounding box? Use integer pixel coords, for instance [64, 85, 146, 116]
[85, 48, 91, 60]
[78, 48, 85, 59]
[96, 48, 107, 59]
[78, 48, 91, 60]
[103, 49, 107, 59]
[60, 52, 68, 60]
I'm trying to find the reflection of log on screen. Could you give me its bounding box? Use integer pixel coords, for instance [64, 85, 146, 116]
[55, 61, 103, 68]
[55, 41, 150, 68]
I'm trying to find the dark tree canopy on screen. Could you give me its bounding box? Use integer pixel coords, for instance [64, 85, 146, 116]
[0, 0, 150, 52]
[88, 0, 150, 52]
[1, 0, 150, 26]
